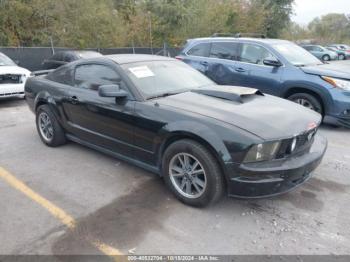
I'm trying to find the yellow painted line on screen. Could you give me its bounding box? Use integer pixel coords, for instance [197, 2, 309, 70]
[0, 167, 122, 257]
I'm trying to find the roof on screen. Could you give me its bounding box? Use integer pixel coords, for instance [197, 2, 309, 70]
[188, 37, 291, 45]
[106, 54, 174, 64]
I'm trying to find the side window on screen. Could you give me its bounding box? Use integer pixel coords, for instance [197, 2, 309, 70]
[48, 65, 73, 85]
[304, 46, 312, 51]
[74, 64, 121, 91]
[239, 43, 274, 65]
[209, 42, 238, 60]
[187, 43, 210, 57]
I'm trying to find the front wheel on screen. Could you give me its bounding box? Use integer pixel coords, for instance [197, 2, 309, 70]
[288, 93, 323, 115]
[162, 139, 225, 207]
[322, 55, 330, 61]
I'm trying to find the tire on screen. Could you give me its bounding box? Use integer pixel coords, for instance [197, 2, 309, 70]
[162, 139, 224, 207]
[288, 93, 323, 115]
[339, 54, 346, 60]
[36, 104, 66, 147]
[322, 55, 330, 61]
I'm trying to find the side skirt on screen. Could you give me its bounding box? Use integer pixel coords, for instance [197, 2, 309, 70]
[66, 134, 161, 175]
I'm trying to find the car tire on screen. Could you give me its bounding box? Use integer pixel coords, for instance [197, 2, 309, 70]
[288, 93, 323, 115]
[322, 55, 330, 61]
[36, 104, 66, 147]
[162, 139, 225, 207]
[339, 54, 346, 60]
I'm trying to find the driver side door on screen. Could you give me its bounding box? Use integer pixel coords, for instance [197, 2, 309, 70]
[65, 63, 136, 157]
[234, 43, 284, 96]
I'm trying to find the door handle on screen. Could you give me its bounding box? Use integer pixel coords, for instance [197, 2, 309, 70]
[70, 96, 79, 105]
[235, 67, 246, 73]
[200, 61, 208, 66]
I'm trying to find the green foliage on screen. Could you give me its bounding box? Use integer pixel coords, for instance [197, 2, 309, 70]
[0, 0, 295, 47]
[249, 0, 294, 38]
[283, 13, 350, 45]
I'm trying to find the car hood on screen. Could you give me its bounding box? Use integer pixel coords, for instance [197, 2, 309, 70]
[301, 62, 350, 79]
[156, 86, 321, 140]
[0, 66, 31, 76]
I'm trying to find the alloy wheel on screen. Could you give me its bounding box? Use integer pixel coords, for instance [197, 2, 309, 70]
[169, 153, 207, 199]
[294, 98, 315, 111]
[38, 112, 54, 142]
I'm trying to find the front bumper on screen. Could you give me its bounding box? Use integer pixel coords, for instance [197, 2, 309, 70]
[0, 83, 25, 98]
[226, 134, 327, 198]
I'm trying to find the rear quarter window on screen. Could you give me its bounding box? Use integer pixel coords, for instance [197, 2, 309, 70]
[47, 66, 73, 85]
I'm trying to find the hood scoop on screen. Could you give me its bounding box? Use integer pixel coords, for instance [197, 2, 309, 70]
[192, 86, 263, 103]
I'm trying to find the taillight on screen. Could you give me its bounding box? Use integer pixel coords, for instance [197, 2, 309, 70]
[175, 56, 183, 61]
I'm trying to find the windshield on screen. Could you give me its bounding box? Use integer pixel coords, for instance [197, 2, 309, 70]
[0, 53, 16, 66]
[121, 60, 214, 99]
[273, 43, 322, 66]
[78, 51, 103, 59]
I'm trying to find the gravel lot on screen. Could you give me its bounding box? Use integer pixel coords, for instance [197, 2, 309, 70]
[0, 98, 349, 256]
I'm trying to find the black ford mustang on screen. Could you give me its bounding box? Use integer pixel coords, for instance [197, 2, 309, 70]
[25, 54, 327, 207]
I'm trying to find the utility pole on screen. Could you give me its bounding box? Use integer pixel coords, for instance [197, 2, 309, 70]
[148, 11, 153, 54]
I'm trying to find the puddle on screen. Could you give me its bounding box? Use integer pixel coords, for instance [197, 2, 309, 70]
[52, 178, 175, 255]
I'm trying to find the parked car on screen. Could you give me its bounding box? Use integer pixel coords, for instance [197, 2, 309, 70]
[25, 54, 327, 207]
[329, 44, 350, 51]
[177, 37, 350, 127]
[41, 50, 103, 70]
[325, 46, 348, 60]
[0, 52, 31, 99]
[301, 45, 338, 61]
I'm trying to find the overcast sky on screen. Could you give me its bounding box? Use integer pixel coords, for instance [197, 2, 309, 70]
[292, 0, 350, 25]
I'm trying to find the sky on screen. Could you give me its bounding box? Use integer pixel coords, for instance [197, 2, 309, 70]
[292, 0, 350, 25]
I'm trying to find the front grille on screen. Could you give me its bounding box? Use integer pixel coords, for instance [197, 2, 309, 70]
[0, 74, 22, 84]
[276, 128, 317, 159]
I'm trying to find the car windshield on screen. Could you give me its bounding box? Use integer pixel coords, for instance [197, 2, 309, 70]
[0, 53, 16, 66]
[121, 60, 214, 99]
[273, 43, 323, 67]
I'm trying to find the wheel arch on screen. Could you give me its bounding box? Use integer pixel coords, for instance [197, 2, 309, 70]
[283, 87, 326, 115]
[34, 92, 62, 123]
[158, 130, 229, 181]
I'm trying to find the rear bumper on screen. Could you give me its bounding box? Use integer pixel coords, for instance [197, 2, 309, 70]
[0, 83, 25, 98]
[225, 134, 327, 198]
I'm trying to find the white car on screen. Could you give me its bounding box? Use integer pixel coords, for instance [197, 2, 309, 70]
[0, 52, 31, 98]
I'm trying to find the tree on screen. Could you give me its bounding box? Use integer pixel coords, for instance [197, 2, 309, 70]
[250, 0, 294, 38]
[308, 13, 350, 44]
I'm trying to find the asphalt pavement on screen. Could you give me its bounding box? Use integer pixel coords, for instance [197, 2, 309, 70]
[0, 98, 349, 256]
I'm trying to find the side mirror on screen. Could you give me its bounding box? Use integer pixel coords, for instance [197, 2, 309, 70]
[98, 84, 128, 98]
[15, 60, 20, 65]
[263, 57, 282, 67]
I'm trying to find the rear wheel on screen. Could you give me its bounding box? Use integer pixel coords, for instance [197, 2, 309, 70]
[322, 55, 330, 61]
[339, 54, 346, 60]
[36, 105, 66, 147]
[288, 93, 323, 115]
[162, 139, 224, 207]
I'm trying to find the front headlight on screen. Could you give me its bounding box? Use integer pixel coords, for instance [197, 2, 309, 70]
[322, 76, 350, 91]
[244, 141, 281, 163]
